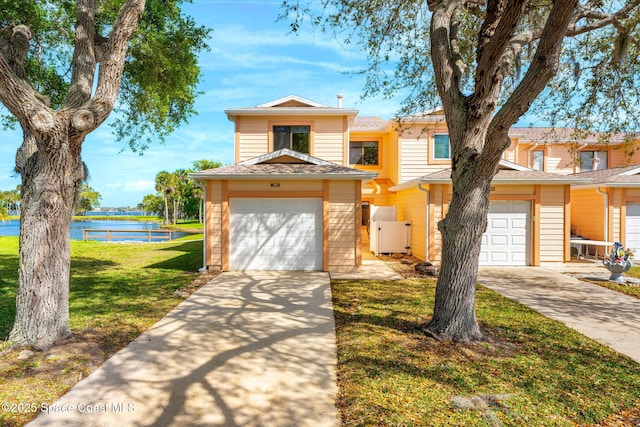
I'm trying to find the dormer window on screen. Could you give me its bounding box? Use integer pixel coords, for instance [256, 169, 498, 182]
[273, 125, 310, 154]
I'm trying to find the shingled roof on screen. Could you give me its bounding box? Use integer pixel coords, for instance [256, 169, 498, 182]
[508, 127, 635, 144]
[189, 149, 377, 181]
[570, 164, 640, 187]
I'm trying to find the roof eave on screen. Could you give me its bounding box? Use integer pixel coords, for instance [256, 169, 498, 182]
[574, 182, 640, 188]
[225, 108, 359, 121]
[189, 172, 378, 181]
[418, 178, 592, 185]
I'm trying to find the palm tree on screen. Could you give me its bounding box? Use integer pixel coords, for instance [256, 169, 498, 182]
[155, 171, 172, 226]
[191, 160, 221, 224]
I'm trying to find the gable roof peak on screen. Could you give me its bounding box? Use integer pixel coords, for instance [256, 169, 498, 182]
[238, 149, 335, 166]
[258, 95, 328, 108]
[498, 159, 533, 171]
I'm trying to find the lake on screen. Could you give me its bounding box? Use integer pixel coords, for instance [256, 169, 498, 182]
[0, 219, 186, 242]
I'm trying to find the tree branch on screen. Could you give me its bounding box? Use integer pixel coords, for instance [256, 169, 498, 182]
[568, 0, 640, 36]
[64, 0, 98, 109]
[89, 0, 146, 128]
[470, 0, 527, 119]
[487, 0, 580, 159]
[430, 0, 466, 123]
[0, 26, 55, 134]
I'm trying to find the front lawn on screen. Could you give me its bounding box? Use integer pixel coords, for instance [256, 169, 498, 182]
[333, 278, 640, 426]
[0, 236, 213, 426]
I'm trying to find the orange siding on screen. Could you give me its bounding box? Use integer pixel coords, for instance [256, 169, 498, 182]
[205, 180, 223, 270]
[313, 117, 348, 164]
[539, 186, 567, 262]
[328, 181, 357, 268]
[394, 186, 428, 261]
[571, 188, 606, 240]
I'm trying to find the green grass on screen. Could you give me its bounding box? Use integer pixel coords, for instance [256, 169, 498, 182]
[627, 265, 640, 279]
[0, 236, 207, 426]
[581, 265, 640, 300]
[332, 278, 640, 426]
[0, 237, 205, 341]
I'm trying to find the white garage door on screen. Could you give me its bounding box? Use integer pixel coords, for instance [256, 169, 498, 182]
[229, 198, 323, 270]
[479, 201, 530, 266]
[626, 203, 640, 258]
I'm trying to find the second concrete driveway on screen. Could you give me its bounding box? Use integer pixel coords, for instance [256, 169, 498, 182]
[477, 266, 640, 363]
[29, 271, 338, 427]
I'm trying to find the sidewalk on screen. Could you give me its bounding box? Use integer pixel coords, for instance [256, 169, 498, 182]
[29, 271, 338, 427]
[477, 266, 640, 363]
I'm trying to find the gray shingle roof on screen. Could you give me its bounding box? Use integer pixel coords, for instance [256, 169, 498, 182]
[352, 116, 388, 131]
[509, 127, 635, 144]
[190, 149, 377, 181]
[570, 164, 640, 186]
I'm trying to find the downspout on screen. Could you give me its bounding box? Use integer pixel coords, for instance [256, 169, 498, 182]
[596, 187, 609, 242]
[418, 183, 430, 261]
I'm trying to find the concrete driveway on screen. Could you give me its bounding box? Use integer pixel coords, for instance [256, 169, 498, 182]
[29, 271, 338, 427]
[477, 266, 640, 363]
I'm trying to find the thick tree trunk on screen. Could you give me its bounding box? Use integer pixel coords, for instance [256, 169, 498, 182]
[9, 129, 85, 350]
[425, 131, 497, 343]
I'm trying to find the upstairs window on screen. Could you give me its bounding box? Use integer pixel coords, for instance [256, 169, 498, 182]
[580, 151, 607, 171]
[532, 150, 545, 171]
[350, 141, 379, 165]
[273, 125, 310, 153]
[433, 134, 450, 160]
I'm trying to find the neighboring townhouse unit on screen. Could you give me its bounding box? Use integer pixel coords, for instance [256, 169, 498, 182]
[569, 165, 640, 257]
[191, 95, 639, 272]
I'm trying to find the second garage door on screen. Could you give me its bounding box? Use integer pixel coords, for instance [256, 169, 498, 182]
[626, 203, 640, 257]
[479, 201, 530, 266]
[229, 198, 323, 270]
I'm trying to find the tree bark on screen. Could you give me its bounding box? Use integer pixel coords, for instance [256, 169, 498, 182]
[10, 128, 85, 350]
[426, 131, 495, 343]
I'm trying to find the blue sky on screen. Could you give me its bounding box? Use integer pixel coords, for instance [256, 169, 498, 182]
[0, 0, 409, 207]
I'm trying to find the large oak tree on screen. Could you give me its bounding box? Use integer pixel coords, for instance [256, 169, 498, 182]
[283, 0, 640, 342]
[0, 0, 209, 349]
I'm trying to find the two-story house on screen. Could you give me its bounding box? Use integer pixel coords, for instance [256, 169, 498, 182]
[191, 95, 640, 272]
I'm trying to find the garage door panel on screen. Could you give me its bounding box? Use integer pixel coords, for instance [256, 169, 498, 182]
[511, 235, 527, 245]
[230, 198, 323, 271]
[511, 218, 527, 228]
[490, 252, 508, 263]
[490, 235, 508, 246]
[490, 218, 508, 228]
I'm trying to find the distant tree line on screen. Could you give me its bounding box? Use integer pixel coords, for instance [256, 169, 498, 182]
[0, 186, 20, 221]
[140, 159, 221, 225]
[0, 183, 102, 220]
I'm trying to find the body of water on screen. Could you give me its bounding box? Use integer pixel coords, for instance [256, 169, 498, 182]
[0, 219, 185, 242]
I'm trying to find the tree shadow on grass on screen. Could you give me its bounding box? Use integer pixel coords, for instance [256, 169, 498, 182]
[145, 241, 203, 271]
